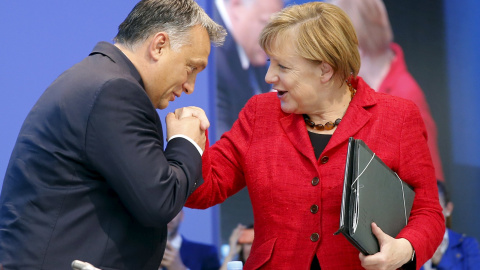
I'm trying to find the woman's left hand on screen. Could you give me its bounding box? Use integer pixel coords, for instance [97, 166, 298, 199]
[359, 222, 414, 270]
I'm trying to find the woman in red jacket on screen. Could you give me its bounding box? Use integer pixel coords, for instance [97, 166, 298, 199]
[185, 2, 444, 269]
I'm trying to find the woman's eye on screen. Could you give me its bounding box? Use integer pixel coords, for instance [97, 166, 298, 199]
[267, 58, 287, 70]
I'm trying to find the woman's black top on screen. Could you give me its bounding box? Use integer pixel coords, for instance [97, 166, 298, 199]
[308, 132, 332, 160]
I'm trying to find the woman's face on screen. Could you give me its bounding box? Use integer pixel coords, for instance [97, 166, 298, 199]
[264, 36, 327, 115]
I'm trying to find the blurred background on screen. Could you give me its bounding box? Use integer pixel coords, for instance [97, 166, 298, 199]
[0, 0, 478, 259]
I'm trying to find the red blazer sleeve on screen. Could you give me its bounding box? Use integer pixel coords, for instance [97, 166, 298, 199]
[186, 95, 260, 209]
[393, 100, 445, 268]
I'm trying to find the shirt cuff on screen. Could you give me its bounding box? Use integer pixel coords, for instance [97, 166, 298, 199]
[168, 135, 203, 156]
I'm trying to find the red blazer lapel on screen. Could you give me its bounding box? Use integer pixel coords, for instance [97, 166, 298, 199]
[280, 113, 316, 163]
[326, 78, 378, 152]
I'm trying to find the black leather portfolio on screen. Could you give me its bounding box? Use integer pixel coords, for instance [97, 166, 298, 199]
[334, 138, 415, 255]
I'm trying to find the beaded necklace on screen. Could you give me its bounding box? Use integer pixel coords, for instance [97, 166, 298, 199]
[303, 84, 356, 131]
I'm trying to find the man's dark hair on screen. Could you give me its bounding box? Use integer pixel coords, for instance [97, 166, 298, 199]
[115, 0, 226, 50]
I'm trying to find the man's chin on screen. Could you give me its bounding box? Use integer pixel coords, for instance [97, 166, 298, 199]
[158, 101, 169, 110]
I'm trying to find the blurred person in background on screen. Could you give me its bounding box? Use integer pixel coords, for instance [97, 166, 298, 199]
[421, 181, 480, 270]
[160, 209, 221, 270]
[220, 224, 253, 270]
[213, 0, 284, 140]
[331, 0, 445, 181]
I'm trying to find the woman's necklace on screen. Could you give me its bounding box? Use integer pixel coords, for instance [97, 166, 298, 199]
[303, 84, 356, 131]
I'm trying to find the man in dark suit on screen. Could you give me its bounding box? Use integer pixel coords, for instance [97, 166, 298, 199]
[213, 0, 284, 140]
[0, 1, 226, 269]
[160, 209, 220, 270]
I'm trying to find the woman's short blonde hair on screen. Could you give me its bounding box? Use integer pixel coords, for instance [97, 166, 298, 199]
[259, 2, 360, 83]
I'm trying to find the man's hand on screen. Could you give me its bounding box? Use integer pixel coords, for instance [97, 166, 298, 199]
[160, 241, 188, 270]
[172, 106, 210, 131]
[359, 222, 414, 270]
[166, 107, 208, 151]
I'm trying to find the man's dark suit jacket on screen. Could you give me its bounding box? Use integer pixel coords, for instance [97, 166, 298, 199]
[0, 42, 202, 270]
[213, 5, 271, 140]
[179, 236, 220, 270]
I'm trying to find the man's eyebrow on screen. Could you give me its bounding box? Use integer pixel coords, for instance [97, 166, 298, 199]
[191, 59, 208, 70]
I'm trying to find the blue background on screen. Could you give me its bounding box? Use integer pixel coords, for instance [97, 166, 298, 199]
[0, 0, 479, 249]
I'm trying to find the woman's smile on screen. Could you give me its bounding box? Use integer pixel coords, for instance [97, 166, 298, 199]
[276, 90, 287, 98]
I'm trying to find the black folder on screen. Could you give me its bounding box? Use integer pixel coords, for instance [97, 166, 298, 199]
[334, 138, 415, 255]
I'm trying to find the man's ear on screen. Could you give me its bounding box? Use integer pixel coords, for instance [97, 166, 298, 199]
[149, 32, 169, 61]
[319, 62, 334, 83]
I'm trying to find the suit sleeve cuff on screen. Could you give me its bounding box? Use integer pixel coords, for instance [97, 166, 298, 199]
[168, 135, 203, 156]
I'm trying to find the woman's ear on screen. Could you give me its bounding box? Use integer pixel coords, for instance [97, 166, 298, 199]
[319, 62, 334, 83]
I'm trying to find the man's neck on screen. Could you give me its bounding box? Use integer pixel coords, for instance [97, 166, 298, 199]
[114, 42, 150, 84]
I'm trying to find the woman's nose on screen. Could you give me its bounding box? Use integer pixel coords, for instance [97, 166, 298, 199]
[264, 66, 278, 84]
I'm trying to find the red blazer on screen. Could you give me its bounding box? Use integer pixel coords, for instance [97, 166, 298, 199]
[186, 77, 444, 269]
